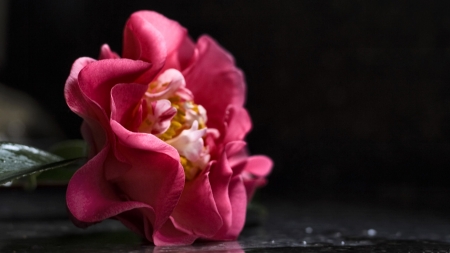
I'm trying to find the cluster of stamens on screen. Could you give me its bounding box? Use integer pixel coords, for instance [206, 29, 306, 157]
[138, 69, 211, 180]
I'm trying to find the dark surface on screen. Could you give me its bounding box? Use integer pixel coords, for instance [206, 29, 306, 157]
[2, 188, 450, 252]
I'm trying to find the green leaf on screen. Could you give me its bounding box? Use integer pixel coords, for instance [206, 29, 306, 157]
[48, 139, 87, 159]
[0, 142, 83, 185]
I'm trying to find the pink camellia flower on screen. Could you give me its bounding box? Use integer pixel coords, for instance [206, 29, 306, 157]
[64, 10, 272, 246]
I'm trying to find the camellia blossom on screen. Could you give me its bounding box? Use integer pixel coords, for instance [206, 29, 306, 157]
[64, 10, 272, 246]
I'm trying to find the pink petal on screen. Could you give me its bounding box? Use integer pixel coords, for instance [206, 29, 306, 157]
[110, 120, 180, 161]
[148, 100, 177, 135]
[65, 57, 110, 155]
[99, 44, 120, 60]
[209, 154, 232, 238]
[78, 59, 151, 116]
[64, 57, 96, 118]
[223, 105, 252, 143]
[80, 118, 107, 158]
[170, 170, 223, 238]
[145, 68, 187, 101]
[111, 121, 185, 231]
[165, 36, 196, 71]
[125, 11, 187, 61]
[224, 176, 247, 239]
[123, 11, 187, 80]
[209, 142, 248, 240]
[114, 205, 155, 239]
[243, 155, 273, 177]
[110, 82, 148, 132]
[184, 36, 246, 130]
[66, 147, 151, 225]
[153, 218, 197, 246]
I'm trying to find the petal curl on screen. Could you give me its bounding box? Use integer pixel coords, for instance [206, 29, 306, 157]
[64, 57, 96, 118]
[220, 175, 247, 239]
[242, 155, 273, 177]
[123, 11, 187, 80]
[223, 105, 252, 143]
[99, 44, 120, 60]
[66, 147, 151, 225]
[65, 57, 110, 154]
[210, 142, 247, 240]
[111, 121, 185, 231]
[111, 82, 148, 131]
[170, 169, 222, 238]
[78, 59, 151, 116]
[184, 36, 246, 130]
[153, 218, 197, 246]
[110, 120, 180, 161]
[124, 11, 187, 62]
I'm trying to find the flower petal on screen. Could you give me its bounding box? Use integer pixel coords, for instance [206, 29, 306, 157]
[170, 169, 223, 238]
[111, 121, 185, 231]
[110, 82, 148, 132]
[153, 218, 197, 246]
[66, 147, 150, 225]
[209, 141, 247, 240]
[65, 57, 110, 155]
[221, 175, 247, 239]
[184, 36, 246, 130]
[99, 44, 120, 60]
[78, 59, 151, 116]
[223, 105, 252, 143]
[243, 155, 273, 177]
[64, 57, 96, 118]
[110, 120, 180, 161]
[145, 68, 188, 101]
[125, 11, 187, 62]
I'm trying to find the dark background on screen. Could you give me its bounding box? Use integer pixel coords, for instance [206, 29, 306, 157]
[1, 1, 450, 208]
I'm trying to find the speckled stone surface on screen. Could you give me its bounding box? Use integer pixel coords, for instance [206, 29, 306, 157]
[1, 188, 450, 252]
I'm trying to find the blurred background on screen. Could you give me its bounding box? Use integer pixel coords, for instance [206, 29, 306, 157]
[1, 0, 450, 209]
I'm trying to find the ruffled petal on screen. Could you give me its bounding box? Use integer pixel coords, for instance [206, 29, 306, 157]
[221, 175, 247, 239]
[110, 82, 148, 131]
[242, 155, 273, 177]
[184, 36, 246, 130]
[99, 44, 120, 60]
[166, 36, 196, 71]
[170, 169, 223, 238]
[65, 57, 110, 155]
[66, 147, 151, 225]
[114, 206, 155, 239]
[153, 218, 197, 246]
[64, 57, 96, 118]
[125, 11, 187, 62]
[223, 105, 252, 143]
[111, 121, 185, 231]
[110, 120, 180, 161]
[78, 59, 151, 116]
[210, 141, 248, 240]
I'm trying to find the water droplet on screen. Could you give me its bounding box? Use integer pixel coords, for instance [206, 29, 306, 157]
[305, 227, 313, 234]
[271, 240, 275, 244]
[341, 241, 345, 245]
[302, 241, 307, 245]
[367, 229, 377, 237]
[1, 181, 12, 187]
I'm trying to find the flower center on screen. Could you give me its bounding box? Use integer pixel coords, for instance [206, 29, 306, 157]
[138, 69, 211, 180]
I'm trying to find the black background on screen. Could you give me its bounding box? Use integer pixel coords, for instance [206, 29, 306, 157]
[2, 1, 450, 208]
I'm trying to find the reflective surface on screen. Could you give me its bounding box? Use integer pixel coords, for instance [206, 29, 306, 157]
[2, 188, 450, 252]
